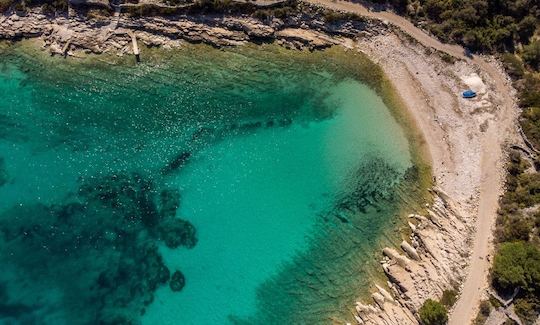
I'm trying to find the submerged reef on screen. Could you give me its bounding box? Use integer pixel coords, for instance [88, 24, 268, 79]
[161, 152, 192, 176]
[237, 157, 420, 324]
[335, 158, 401, 216]
[0, 172, 196, 324]
[169, 270, 186, 292]
[0, 157, 7, 186]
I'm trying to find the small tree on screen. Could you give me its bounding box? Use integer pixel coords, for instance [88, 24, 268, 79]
[491, 241, 540, 294]
[419, 299, 448, 325]
[523, 40, 540, 70]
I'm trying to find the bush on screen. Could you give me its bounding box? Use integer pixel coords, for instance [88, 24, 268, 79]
[473, 300, 491, 324]
[514, 298, 539, 325]
[419, 299, 448, 325]
[479, 300, 491, 317]
[0, 0, 14, 12]
[409, 0, 539, 53]
[440, 53, 456, 64]
[501, 53, 525, 79]
[523, 41, 540, 70]
[498, 151, 540, 212]
[491, 241, 540, 294]
[521, 106, 540, 150]
[252, 6, 295, 20]
[440, 289, 457, 307]
[519, 74, 540, 108]
[252, 9, 269, 19]
[495, 215, 531, 242]
[517, 15, 537, 43]
[323, 9, 361, 23]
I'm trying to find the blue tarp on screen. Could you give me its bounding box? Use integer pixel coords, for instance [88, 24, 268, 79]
[462, 89, 477, 98]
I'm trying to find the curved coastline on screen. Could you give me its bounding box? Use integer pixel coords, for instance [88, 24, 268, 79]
[0, 2, 517, 323]
[0, 38, 432, 324]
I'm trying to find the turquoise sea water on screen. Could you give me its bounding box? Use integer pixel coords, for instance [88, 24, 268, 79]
[0, 43, 422, 324]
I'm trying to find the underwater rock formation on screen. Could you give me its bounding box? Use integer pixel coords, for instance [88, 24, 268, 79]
[159, 188, 181, 219]
[170, 270, 186, 292]
[159, 218, 198, 249]
[0, 113, 26, 142]
[0, 157, 7, 186]
[334, 158, 401, 215]
[0, 172, 196, 324]
[161, 152, 192, 175]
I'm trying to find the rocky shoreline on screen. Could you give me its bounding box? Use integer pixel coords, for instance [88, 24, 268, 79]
[0, 4, 516, 324]
[0, 3, 380, 56]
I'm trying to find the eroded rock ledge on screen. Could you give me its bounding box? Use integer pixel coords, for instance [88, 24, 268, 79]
[0, 4, 379, 56]
[352, 190, 472, 324]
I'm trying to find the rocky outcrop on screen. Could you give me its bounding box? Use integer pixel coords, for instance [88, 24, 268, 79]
[170, 270, 186, 292]
[351, 191, 472, 325]
[0, 3, 383, 55]
[0, 157, 8, 187]
[275, 27, 337, 49]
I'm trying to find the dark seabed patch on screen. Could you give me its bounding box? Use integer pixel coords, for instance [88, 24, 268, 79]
[0, 172, 196, 324]
[0, 157, 8, 186]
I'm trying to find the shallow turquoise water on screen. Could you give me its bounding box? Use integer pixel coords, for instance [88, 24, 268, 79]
[0, 44, 418, 324]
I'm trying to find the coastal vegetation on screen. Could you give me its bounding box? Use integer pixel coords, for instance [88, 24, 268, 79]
[402, 0, 538, 53]
[439, 289, 457, 308]
[492, 242, 540, 294]
[365, 0, 540, 323]
[487, 7, 540, 321]
[418, 299, 448, 325]
[0, 0, 13, 12]
[473, 300, 492, 325]
[5, 0, 69, 14]
[369, 0, 540, 322]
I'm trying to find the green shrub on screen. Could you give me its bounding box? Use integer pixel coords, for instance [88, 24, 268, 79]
[0, 0, 14, 12]
[514, 298, 540, 325]
[322, 9, 361, 23]
[501, 53, 525, 79]
[419, 299, 448, 325]
[440, 53, 455, 64]
[272, 6, 293, 19]
[252, 8, 269, 19]
[517, 15, 537, 43]
[495, 215, 531, 242]
[520, 106, 540, 147]
[523, 41, 540, 71]
[479, 300, 491, 317]
[491, 241, 540, 294]
[409, 0, 539, 53]
[252, 6, 295, 20]
[489, 295, 502, 308]
[440, 289, 457, 307]
[519, 74, 540, 108]
[13, 1, 25, 11]
[473, 300, 491, 324]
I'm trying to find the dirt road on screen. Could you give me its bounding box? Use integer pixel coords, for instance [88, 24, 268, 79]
[303, 0, 516, 323]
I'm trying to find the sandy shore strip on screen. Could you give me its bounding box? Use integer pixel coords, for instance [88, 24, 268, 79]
[345, 28, 519, 324]
[0, 3, 520, 323]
